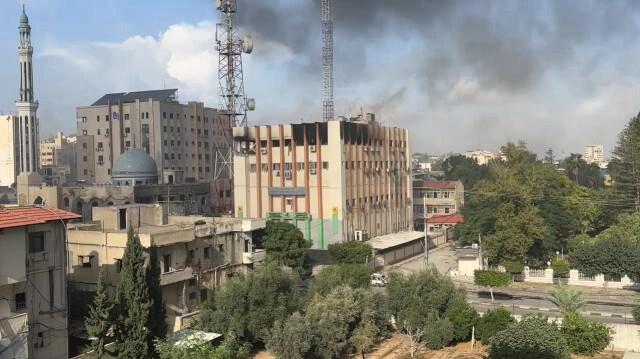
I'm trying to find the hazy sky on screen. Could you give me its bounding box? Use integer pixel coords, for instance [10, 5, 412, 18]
[1, 0, 640, 159]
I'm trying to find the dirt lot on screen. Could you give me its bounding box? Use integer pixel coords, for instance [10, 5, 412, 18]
[253, 334, 623, 358]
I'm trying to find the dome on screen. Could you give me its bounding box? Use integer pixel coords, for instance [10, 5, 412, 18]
[111, 148, 158, 184]
[20, 12, 28, 24]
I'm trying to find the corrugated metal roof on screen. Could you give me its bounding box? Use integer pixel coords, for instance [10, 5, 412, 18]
[0, 206, 81, 229]
[366, 231, 424, 250]
[91, 89, 178, 106]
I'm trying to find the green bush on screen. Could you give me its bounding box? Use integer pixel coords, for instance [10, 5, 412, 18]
[560, 311, 612, 356]
[487, 315, 569, 359]
[327, 242, 373, 264]
[474, 270, 511, 302]
[567, 234, 592, 252]
[476, 307, 515, 341]
[632, 306, 640, 324]
[308, 264, 372, 298]
[445, 296, 479, 342]
[551, 260, 570, 278]
[422, 313, 454, 350]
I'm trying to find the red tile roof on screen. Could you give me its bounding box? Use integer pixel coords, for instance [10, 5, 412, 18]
[426, 214, 464, 224]
[413, 180, 458, 189]
[0, 206, 81, 229]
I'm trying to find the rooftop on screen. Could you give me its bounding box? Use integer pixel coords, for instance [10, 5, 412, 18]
[91, 89, 178, 106]
[0, 206, 81, 229]
[366, 231, 424, 251]
[413, 180, 458, 189]
[426, 214, 464, 224]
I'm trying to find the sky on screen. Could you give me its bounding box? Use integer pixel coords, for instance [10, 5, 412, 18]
[1, 0, 640, 159]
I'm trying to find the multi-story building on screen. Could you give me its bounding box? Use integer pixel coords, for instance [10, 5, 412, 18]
[464, 150, 503, 165]
[413, 180, 464, 229]
[40, 132, 77, 185]
[67, 204, 265, 332]
[0, 205, 80, 359]
[0, 115, 20, 186]
[233, 118, 412, 249]
[75, 89, 231, 212]
[584, 145, 604, 165]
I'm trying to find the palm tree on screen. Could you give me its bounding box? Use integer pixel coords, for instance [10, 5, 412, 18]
[547, 285, 589, 313]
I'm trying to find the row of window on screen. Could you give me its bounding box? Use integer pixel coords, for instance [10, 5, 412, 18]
[163, 139, 213, 148]
[248, 161, 329, 173]
[162, 112, 215, 124]
[412, 205, 455, 214]
[164, 152, 211, 161]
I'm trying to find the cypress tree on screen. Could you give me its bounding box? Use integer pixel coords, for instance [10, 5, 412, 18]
[146, 241, 167, 348]
[116, 227, 152, 359]
[85, 269, 113, 358]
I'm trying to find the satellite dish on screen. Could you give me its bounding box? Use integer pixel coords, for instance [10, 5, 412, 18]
[246, 98, 256, 111]
[242, 35, 253, 54]
[214, 0, 222, 10]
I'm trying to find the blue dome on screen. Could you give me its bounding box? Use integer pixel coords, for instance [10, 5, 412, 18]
[111, 148, 158, 180]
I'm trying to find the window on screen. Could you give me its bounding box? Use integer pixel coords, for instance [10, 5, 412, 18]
[115, 259, 123, 273]
[78, 256, 92, 268]
[249, 164, 256, 173]
[97, 129, 101, 135]
[36, 331, 49, 348]
[205, 167, 210, 172]
[82, 143, 87, 149]
[125, 127, 130, 134]
[170, 127, 174, 133]
[146, 112, 149, 118]
[125, 141, 131, 147]
[297, 162, 304, 170]
[28, 233, 45, 253]
[171, 140, 175, 146]
[204, 247, 210, 258]
[125, 113, 130, 120]
[322, 161, 329, 169]
[163, 112, 167, 119]
[15, 292, 26, 310]
[83, 156, 87, 162]
[83, 169, 88, 175]
[189, 292, 196, 300]
[164, 140, 168, 146]
[200, 289, 208, 302]
[97, 115, 100, 122]
[164, 126, 167, 132]
[106, 115, 110, 122]
[204, 130, 209, 136]
[163, 254, 171, 273]
[164, 153, 169, 160]
[189, 278, 196, 286]
[97, 142, 103, 149]
[82, 130, 87, 135]
[98, 155, 103, 162]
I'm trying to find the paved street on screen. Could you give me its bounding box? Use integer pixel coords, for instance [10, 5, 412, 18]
[389, 243, 637, 324]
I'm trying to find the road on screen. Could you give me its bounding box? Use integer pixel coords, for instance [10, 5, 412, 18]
[389, 244, 637, 324]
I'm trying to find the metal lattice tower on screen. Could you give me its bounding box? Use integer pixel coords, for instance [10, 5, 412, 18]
[322, 0, 334, 122]
[213, 0, 254, 213]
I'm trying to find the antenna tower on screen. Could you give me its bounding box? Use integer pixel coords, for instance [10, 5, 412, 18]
[213, 0, 255, 213]
[322, 0, 334, 122]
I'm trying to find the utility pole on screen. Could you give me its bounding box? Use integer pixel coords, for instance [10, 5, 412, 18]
[423, 191, 428, 267]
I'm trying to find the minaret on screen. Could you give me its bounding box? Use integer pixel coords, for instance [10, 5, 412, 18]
[16, 5, 39, 175]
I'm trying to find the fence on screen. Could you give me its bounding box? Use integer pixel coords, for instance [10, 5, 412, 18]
[514, 267, 640, 289]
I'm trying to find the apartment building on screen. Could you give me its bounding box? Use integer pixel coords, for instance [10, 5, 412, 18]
[67, 204, 265, 332]
[464, 150, 503, 165]
[0, 115, 20, 186]
[413, 180, 464, 229]
[233, 118, 412, 249]
[39, 132, 76, 185]
[584, 145, 604, 165]
[75, 89, 232, 211]
[0, 206, 80, 359]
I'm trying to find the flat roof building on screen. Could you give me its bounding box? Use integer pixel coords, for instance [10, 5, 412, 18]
[413, 180, 464, 229]
[233, 119, 412, 249]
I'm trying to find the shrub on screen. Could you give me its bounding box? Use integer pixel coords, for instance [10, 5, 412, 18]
[475, 307, 515, 341]
[422, 313, 454, 350]
[327, 242, 373, 264]
[632, 306, 640, 324]
[560, 311, 612, 356]
[551, 260, 570, 278]
[445, 296, 479, 342]
[567, 234, 591, 252]
[487, 315, 569, 359]
[474, 270, 511, 302]
[307, 264, 372, 298]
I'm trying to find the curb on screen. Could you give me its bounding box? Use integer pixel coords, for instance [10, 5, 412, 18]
[468, 300, 629, 318]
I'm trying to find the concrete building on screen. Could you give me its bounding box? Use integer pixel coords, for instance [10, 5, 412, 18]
[75, 89, 231, 212]
[233, 119, 412, 249]
[0, 205, 80, 359]
[584, 145, 604, 165]
[39, 132, 76, 185]
[0, 115, 20, 186]
[67, 204, 265, 332]
[413, 180, 464, 229]
[425, 213, 463, 235]
[464, 150, 503, 165]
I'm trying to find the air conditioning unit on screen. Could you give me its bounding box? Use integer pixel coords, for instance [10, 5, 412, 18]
[309, 145, 316, 152]
[375, 146, 380, 152]
[284, 170, 292, 179]
[310, 168, 317, 175]
[360, 203, 365, 210]
[376, 201, 381, 208]
[354, 230, 364, 242]
[386, 168, 391, 173]
[105, 133, 109, 138]
[364, 146, 368, 152]
[275, 170, 281, 177]
[260, 148, 267, 154]
[123, 133, 128, 138]
[375, 167, 380, 173]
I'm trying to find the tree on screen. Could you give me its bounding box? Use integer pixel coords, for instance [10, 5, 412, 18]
[474, 270, 511, 303]
[487, 315, 570, 359]
[307, 264, 372, 298]
[422, 313, 454, 350]
[569, 237, 640, 278]
[609, 112, 640, 210]
[560, 312, 612, 356]
[146, 241, 167, 345]
[550, 260, 570, 278]
[115, 227, 152, 359]
[267, 313, 313, 359]
[597, 212, 640, 243]
[544, 148, 555, 165]
[475, 307, 514, 341]
[263, 221, 312, 277]
[547, 285, 588, 313]
[193, 263, 300, 344]
[156, 332, 251, 359]
[85, 269, 114, 358]
[442, 154, 489, 190]
[327, 242, 373, 265]
[445, 296, 479, 342]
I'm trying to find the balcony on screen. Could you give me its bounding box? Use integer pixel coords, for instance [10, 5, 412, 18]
[160, 267, 194, 286]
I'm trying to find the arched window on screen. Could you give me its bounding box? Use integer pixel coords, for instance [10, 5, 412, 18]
[63, 197, 70, 208]
[91, 201, 99, 207]
[107, 201, 114, 206]
[33, 196, 43, 205]
[124, 201, 131, 205]
[201, 197, 205, 205]
[76, 201, 83, 214]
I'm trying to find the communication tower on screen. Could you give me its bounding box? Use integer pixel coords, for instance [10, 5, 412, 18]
[322, 0, 334, 122]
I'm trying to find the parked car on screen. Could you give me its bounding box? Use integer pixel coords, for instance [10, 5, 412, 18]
[371, 272, 387, 287]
